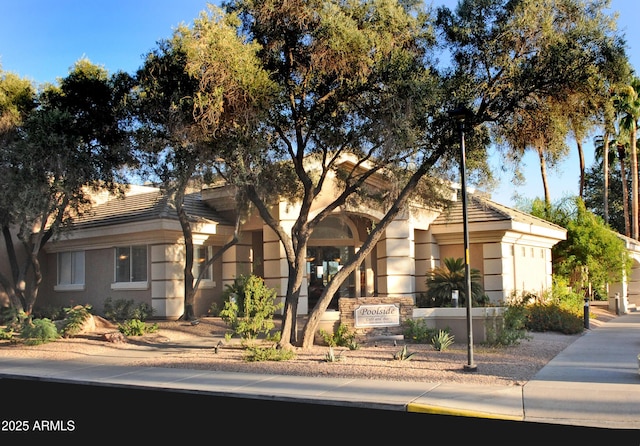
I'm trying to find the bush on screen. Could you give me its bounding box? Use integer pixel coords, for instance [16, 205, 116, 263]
[118, 319, 159, 336]
[31, 305, 66, 321]
[0, 327, 15, 341]
[219, 275, 283, 342]
[244, 345, 296, 362]
[403, 318, 436, 343]
[0, 306, 21, 326]
[59, 305, 93, 338]
[525, 302, 584, 334]
[485, 304, 531, 346]
[208, 302, 221, 317]
[319, 323, 358, 349]
[104, 297, 154, 322]
[20, 318, 59, 345]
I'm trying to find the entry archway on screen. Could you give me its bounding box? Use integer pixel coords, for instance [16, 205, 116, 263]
[306, 216, 360, 310]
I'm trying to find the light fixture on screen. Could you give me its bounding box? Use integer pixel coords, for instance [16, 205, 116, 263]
[449, 105, 477, 372]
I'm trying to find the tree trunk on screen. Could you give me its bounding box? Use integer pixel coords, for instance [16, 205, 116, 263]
[537, 146, 551, 215]
[603, 134, 609, 224]
[618, 144, 631, 237]
[175, 189, 196, 321]
[299, 146, 447, 348]
[632, 122, 639, 240]
[577, 140, 585, 199]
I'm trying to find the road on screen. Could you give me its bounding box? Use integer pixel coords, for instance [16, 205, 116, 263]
[1, 378, 636, 443]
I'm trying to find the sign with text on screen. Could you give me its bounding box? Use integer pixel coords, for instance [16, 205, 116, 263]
[354, 304, 400, 327]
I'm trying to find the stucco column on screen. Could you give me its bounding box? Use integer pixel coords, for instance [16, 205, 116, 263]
[414, 230, 439, 296]
[150, 243, 184, 319]
[376, 217, 415, 299]
[221, 232, 253, 290]
[482, 242, 511, 304]
[260, 202, 309, 314]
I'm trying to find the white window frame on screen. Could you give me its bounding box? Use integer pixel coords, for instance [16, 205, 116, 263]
[112, 245, 148, 290]
[194, 245, 215, 289]
[54, 250, 85, 291]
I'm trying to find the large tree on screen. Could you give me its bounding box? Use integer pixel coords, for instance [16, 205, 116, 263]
[214, 0, 457, 348]
[133, 7, 273, 320]
[528, 197, 631, 296]
[175, 0, 628, 349]
[614, 77, 640, 240]
[0, 60, 136, 315]
[475, 0, 626, 214]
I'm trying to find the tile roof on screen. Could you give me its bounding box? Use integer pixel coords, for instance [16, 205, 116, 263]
[431, 192, 566, 232]
[71, 188, 231, 230]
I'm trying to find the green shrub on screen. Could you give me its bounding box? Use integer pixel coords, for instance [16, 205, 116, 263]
[431, 329, 454, 351]
[20, 318, 59, 345]
[0, 327, 15, 341]
[31, 305, 66, 321]
[59, 305, 93, 338]
[219, 275, 283, 341]
[104, 297, 154, 322]
[485, 304, 531, 346]
[0, 306, 21, 326]
[319, 323, 358, 348]
[505, 285, 585, 335]
[525, 302, 584, 334]
[208, 302, 221, 317]
[403, 318, 436, 343]
[243, 345, 296, 362]
[118, 319, 158, 336]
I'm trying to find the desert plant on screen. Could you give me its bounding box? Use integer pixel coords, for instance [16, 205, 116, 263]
[431, 329, 454, 351]
[31, 305, 66, 321]
[393, 344, 417, 361]
[319, 323, 357, 348]
[104, 297, 154, 322]
[424, 257, 485, 307]
[118, 319, 159, 336]
[403, 318, 437, 343]
[20, 318, 59, 345]
[0, 327, 14, 341]
[243, 344, 296, 362]
[324, 346, 347, 362]
[59, 304, 93, 337]
[219, 274, 283, 341]
[485, 303, 531, 346]
[208, 302, 221, 317]
[525, 302, 584, 334]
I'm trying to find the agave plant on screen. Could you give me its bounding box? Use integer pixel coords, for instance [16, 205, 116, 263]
[424, 257, 485, 307]
[392, 344, 417, 361]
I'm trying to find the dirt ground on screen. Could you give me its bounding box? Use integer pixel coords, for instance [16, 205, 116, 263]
[0, 305, 615, 387]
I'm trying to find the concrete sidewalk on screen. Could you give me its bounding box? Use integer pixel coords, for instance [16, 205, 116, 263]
[0, 311, 639, 431]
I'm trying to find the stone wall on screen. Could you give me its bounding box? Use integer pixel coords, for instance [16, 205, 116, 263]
[338, 297, 414, 338]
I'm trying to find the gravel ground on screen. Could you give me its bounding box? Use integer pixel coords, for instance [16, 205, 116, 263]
[0, 307, 613, 387]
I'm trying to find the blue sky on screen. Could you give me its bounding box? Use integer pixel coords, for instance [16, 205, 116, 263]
[0, 0, 638, 207]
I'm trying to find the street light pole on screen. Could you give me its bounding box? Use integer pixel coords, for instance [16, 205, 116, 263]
[450, 107, 477, 372]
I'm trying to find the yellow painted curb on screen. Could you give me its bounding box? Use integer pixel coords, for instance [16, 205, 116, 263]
[407, 403, 524, 422]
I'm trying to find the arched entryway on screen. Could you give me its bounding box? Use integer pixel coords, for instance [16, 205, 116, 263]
[306, 215, 364, 310]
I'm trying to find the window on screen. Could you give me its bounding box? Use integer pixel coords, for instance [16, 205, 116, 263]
[115, 245, 147, 283]
[55, 251, 85, 291]
[194, 245, 212, 281]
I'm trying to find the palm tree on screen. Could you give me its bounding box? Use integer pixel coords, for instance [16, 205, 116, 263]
[424, 257, 485, 307]
[594, 131, 621, 227]
[614, 77, 640, 240]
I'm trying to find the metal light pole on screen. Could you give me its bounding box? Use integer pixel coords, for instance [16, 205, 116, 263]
[450, 107, 477, 372]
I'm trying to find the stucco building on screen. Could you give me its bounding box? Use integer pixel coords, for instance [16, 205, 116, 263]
[27, 181, 567, 320]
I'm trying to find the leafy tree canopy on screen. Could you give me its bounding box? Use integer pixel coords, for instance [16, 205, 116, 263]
[526, 196, 631, 295]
